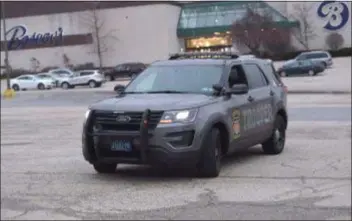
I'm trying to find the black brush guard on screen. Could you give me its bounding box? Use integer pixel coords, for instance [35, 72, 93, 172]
[87, 109, 152, 163]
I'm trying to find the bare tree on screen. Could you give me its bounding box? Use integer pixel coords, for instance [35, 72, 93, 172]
[290, 3, 316, 50]
[231, 6, 284, 56]
[80, 2, 118, 70]
[325, 33, 344, 50]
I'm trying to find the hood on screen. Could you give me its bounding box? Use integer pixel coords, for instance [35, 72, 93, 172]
[40, 78, 55, 83]
[89, 93, 218, 112]
[283, 59, 295, 65]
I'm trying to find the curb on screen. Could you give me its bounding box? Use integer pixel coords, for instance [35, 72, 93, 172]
[288, 90, 351, 95]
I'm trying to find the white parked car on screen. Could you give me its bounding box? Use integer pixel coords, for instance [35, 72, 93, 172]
[10, 74, 56, 91]
[36, 72, 58, 87]
[46, 68, 74, 87]
[60, 70, 105, 89]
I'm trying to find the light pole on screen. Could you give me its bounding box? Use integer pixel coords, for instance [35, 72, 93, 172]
[1, 1, 11, 91]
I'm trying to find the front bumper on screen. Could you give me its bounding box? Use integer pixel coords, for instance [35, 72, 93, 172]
[82, 110, 202, 167]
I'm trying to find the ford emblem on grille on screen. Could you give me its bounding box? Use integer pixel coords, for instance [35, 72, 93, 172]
[116, 115, 131, 123]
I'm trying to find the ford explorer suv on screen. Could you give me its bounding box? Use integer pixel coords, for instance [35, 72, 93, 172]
[82, 52, 288, 178]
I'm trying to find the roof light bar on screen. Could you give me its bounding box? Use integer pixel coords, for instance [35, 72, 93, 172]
[169, 51, 239, 60]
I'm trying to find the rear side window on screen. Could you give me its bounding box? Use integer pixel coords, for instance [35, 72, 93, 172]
[261, 63, 282, 85]
[307, 53, 328, 59]
[80, 72, 93, 76]
[243, 64, 268, 89]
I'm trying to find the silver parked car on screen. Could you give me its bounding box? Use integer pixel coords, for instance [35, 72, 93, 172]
[60, 70, 105, 89]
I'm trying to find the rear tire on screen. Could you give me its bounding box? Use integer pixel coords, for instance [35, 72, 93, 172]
[37, 83, 45, 90]
[88, 80, 97, 88]
[197, 127, 222, 178]
[61, 82, 70, 89]
[262, 115, 286, 155]
[12, 84, 20, 91]
[93, 162, 117, 173]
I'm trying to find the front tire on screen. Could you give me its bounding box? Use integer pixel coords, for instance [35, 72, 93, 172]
[262, 115, 286, 155]
[93, 162, 117, 173]
[105, 75, 114, 81]
[12, 84, 20, 91]
[197, 127, 222, 178]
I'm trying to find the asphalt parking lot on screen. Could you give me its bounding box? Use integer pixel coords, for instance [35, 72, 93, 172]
[1, 89, 351, 220]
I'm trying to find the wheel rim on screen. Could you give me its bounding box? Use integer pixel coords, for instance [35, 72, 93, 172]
[63, 83, 68, 89]
[281, 72, 286, 77]
[274, 127, 285, 151]
[39, 85, 44, 89]
[89, 82, 95, 88]
[215, 136, 221, 169]
[105, 76, 111, 81]
[308, 70, 314, 76]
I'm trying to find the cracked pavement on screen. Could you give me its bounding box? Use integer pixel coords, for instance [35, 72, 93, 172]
[1, 93, 351, 220]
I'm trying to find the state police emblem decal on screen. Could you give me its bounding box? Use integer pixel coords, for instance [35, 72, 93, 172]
[232, 109, 241, 139]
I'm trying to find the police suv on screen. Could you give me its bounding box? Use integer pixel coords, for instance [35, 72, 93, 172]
[82, 52, 288, 177]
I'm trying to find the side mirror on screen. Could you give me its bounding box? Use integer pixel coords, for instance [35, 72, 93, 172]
[212, 83, 224, 93]
[114, 84, 126, 92]
[227, 84, 248, 95]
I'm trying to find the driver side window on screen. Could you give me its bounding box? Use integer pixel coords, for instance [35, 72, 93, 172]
[228, 65, 248, 88]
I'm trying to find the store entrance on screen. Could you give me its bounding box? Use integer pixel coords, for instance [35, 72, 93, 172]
[185, 35, 233, 52]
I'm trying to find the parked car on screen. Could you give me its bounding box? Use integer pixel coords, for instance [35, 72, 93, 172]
[290, 51, 333, 68]
[10, 74, 55, 91]
[46, 68, 74, 87]
[277, 59, 325, 77]
[36, 72, 59, 87]
[60, 70, 105, 89]
[104, 62, 147, 81]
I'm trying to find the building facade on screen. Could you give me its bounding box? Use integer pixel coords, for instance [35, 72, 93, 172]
[0, 1, 350, 70]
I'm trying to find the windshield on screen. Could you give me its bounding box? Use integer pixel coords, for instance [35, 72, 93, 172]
[124, 65, 223, 94]
[37, 75, 51, 79]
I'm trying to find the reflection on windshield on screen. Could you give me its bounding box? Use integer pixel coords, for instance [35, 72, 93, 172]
[124, 65, 222, 94]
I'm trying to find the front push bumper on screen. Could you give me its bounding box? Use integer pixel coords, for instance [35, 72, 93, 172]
[82, 109, 202, 167]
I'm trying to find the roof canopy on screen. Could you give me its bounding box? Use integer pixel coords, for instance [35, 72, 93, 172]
[177, 1, 299, 38]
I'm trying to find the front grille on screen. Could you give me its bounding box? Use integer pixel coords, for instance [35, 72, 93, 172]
[92, 110, 164, 131]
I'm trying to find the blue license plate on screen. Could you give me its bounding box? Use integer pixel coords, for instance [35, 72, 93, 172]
[110, 140, 132, 152]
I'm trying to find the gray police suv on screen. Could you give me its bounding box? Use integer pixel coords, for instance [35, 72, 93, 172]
[82, 52, 288, 177]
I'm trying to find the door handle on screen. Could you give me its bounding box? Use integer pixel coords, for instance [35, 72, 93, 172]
[247, 96, 254, 102]
[270, 91, 274, 96]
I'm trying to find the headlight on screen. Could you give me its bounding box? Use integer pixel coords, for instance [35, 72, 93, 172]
[85, 110, 91, 120]
[159, 109, 198, 124]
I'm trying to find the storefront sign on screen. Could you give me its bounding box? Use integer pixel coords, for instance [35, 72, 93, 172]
[317, 1, 350, 31]
[6, 25, 63, 50]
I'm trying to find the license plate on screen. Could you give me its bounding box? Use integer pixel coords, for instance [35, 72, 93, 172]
[110, 140, 132, 152]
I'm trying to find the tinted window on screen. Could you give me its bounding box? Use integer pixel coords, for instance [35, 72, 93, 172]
[125, 65, 223, 94]
[243, 64, 268, 89]
[80, 72, 93, 76]
[307, 53, 328, 59]
[18, 76, 30, 80]
[262, 63, 282, 85]
[300, 60, 312, 66]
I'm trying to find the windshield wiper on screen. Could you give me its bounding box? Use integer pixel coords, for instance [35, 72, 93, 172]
[146, 90, 189, 94]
